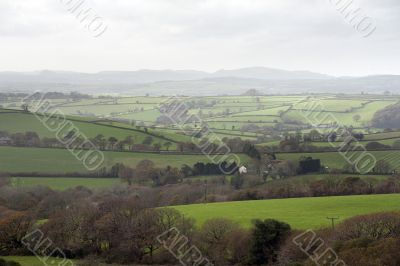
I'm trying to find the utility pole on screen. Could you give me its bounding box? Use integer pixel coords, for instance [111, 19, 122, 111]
[326, 217, 339, 230]
[204, 180, 208, 203]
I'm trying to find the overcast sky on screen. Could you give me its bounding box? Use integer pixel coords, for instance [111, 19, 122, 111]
[0, 0, 399, 76]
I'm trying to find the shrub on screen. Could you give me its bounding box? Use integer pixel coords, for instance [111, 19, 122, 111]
[337, 238, 400, 266]
[336, 212, 400, 241]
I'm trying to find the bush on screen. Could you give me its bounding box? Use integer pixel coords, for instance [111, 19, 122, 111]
[373, 160, 393, 174]
[337, 238, 400, 266]
[336, 212, 400, 241]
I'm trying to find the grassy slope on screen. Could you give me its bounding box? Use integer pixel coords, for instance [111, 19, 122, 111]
[293, 99, 368, 112]
[55, 103, 155, 116]
[204, 97, 395, 130]
[0, 146, 251, 174]
[284, 100, 396, 127]
[114, 109, 161, 122]
[0, 110, 170, 141]
[174, 194, 400, 229]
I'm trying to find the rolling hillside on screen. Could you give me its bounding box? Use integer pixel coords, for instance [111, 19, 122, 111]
[0, 146, 251, 174]
[0, 108, 185, 147]
[174, 194, 400, 229]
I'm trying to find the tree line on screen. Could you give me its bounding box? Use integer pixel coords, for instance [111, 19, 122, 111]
[0, 130, 173, 152]
[0, 130, 263, 158]
[1, 179, 400, 265]
[112, 160, 238, 186]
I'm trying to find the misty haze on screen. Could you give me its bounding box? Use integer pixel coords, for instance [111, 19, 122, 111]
[1, 1, 400, 266]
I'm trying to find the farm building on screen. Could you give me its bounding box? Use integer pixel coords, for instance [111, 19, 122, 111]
[0, 137, 12, 145]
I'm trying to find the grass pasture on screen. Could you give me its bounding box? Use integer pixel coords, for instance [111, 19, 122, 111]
[284, 100, 396, 127]
[0, 109, 178, 148]
[174, 194, 400, 229]
[112, 109, 161, 122]
[292, 98, 369, 112]
[0, 146, 251, 174]
[0, 111, 132, 140]
[364, 131, 400, 141]
[54, 103, 155, 116]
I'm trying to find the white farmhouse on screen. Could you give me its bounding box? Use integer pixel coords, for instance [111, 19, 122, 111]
[239, 166, 247, 174]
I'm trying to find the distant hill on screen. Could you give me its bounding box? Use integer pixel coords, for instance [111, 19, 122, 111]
[0, 68, 399, 95]
[0, 67, 329, 84]
[0, 69, 209, 84]
[213, 67, 331, 80]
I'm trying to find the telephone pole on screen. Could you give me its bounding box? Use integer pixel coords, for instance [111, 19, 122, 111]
[204, 180, 208, 203]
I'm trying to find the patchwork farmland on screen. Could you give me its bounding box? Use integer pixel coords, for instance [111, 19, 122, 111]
[2, 93, 400, 266]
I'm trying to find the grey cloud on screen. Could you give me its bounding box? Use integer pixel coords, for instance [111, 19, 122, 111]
[0, 0, 399, 75]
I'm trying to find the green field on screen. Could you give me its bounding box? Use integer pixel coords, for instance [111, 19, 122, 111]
[113, 109, 161, 122]
[0, 110, 178, 148]
[3, 95, 399, 138]
[0, 256, 76, 266]
[285, 100, 396, 127]
[202, 96, 398, 131]
[11, 177, 120, 190]
[0, 146, 251, 174]
[364, 131, 400, 141]
[55, 103, 155, 116]
[292, 99, 369, 112]
[174, 194, 400, 229]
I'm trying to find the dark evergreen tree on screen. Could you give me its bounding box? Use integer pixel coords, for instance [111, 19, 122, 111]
[249, 219, 291, 265]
